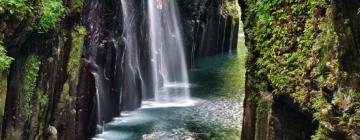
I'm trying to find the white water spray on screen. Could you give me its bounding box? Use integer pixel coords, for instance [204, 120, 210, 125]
[147, 0, 192, 103]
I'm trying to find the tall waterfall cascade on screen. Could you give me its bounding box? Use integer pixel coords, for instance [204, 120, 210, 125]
[146, 0, 194, 105]
[91, 0, 195, 127]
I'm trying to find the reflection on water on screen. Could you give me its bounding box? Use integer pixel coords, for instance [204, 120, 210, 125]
[93, 49, 246, 140]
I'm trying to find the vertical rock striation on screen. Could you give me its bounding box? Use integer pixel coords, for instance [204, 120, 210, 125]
[0, 0, 88, 139]
[178, 0, 240, 64]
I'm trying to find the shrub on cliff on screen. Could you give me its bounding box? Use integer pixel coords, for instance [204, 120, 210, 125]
[0, 42, 13, 72]
[0, 0, 65, 32]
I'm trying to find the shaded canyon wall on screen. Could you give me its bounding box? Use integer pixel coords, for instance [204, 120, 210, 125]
[0, 0, 88, 139]
[240, 0, 360, 139]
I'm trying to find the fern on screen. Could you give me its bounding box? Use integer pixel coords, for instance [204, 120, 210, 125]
[37, 0, 65, 32]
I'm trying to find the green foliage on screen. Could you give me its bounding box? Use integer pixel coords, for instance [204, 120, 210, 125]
[311, 127, 327, 140]
[37, 0, 65, 32]
[0, 0, 66, 32]
[0, 0, 28, 15]
[70, 0, 83, 13]
[244, 0, 359, 139]
[348, 90, 360, 127]
[0, 43, 14, 72]
[222, 0, 240, 20]
[247, 0, 337, 106]
[0, 42, 9, 131]
[23, 54, 41, 117]
[38, 90, 48, 111]
[256, 96, 269, 114]
[208, 128, 241, 140]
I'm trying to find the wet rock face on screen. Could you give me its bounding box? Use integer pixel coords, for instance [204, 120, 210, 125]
[83, 0, 120, 123]
[336, 0, 360, 89]
[83, 0, 147, 124]
[269, 95, 317, 140]
[178, 0, 239, 59]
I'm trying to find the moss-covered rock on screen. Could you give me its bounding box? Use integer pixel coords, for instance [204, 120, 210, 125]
[23, 54, 41, 117]
[0, 42, 13, 72]
[68, 26, 86, 83]
[0, 0, 86, 139]
[0, 0, 65, 32]
[241, 0, 360, 139]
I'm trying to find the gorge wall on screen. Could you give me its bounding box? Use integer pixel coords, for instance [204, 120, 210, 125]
[240, 0, 360, 139]
[0, 0, 86, 139]
[0, 0, 239, 139]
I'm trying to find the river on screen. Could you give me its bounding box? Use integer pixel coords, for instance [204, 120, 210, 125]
[94, 44, 246, 140]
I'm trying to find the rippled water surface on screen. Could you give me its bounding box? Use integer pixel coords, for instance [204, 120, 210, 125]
[94, 48, 246, 140]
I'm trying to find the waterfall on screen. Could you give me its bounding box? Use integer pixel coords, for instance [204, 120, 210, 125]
[89, 0, 195, 128]
[119, 0, 143, 110]
[90, 56, 109, 129]
[147, 0, 191, 103]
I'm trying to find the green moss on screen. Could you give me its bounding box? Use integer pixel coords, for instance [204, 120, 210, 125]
[34, 90, 47, 140]
[255, 94, 272, 140]
[247, 0, 336, 106]
[37, 0, 65, 32]
[0, 42, 12, 130]
[38, 90, 48, 111]
[208, 128, 241, 140]
[59, 82, 71, 106]
[0, 72, 7, 134]
[221, 0, 240, 24]
[71, 0, 83, 13]
[347, 90, 360, 128]
[23, 54, 41, 117]
[244, 0, 359, 138]
[256, 95, 270, 114]
[311, 126, 327, 140]
[0, 41, 14, 130]
[0, 0, 29, 15]
[0, 42, 14, 72]
[67, 25, 86, 82]
[0, 0, 65, 32]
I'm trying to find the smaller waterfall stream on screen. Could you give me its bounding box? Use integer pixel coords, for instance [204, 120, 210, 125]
[90, 57, 107, 127]
[119, 0, 143, 110]
[147, 0, 192, 104]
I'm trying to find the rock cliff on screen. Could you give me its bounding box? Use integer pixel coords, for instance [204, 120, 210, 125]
[240, 0, 360, 139]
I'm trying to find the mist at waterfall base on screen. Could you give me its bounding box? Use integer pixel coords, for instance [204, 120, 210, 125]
[93, 50, 244, 140]
[146, 0, 192, 104]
